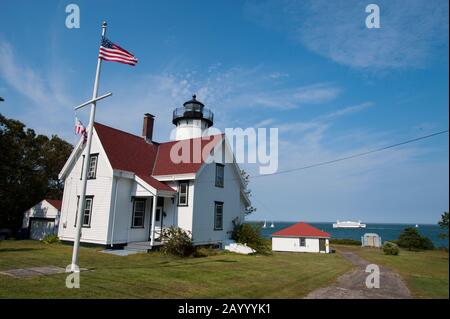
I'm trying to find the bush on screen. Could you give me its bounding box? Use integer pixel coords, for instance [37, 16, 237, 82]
[397, 227, 434, 251]
[161, 227, 195, 257]
[231, 223, 271, 254]
[383, 241, 399, 255]
[330, 238, 362, 246]
[193, 247, 220, 258]
[42, 234, 60, 244]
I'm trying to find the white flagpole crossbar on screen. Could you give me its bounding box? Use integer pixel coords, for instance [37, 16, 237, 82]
[70, 21, 109, 272]
[74, 92, 112, 111]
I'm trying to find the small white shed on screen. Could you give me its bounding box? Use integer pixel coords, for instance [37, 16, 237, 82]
[22, 199, 62, 240]
[361, 233, 382, 248]
[272, 222, 331, 253]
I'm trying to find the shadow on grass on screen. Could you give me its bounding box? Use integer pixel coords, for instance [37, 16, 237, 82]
[98, 258, 239, 271]
[0, 248, 44, 253]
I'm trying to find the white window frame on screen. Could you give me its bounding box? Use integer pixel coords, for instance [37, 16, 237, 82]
[87, 154, 98, 179]
[178, 181, 189, 206]
[83, 197, 93, 227]
[299, 237, 306, 247]
[75, 196, 93, 228]
[132, 199, 146, 228]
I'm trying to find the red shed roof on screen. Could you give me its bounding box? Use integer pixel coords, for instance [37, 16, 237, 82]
[45, 199, 62, 210]
[272, 222, 331, 238]
[93, 122, 223, 191]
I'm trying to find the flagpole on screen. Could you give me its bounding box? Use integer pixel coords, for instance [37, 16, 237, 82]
[70, 21, 107, 272]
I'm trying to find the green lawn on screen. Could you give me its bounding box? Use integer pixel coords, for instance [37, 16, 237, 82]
[339, 245, 449, 299]
[0, 240, 351, 299]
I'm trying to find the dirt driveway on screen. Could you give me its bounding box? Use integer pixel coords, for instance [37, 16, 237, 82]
[306, 247, 411, 299]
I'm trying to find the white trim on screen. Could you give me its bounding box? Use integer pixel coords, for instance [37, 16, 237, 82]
[134, 175, 175, 197]
[58, 138, 84, 180]
[58, 128, 113, 180]
[152, 173, 196, 181]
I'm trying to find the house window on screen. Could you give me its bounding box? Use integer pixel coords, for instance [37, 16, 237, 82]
[87, 155, 98, 179]
[74, 196, 94, 227]
[132, 199, 146, 228]
[215, 163, 224, 187]
[299, 237, 306, 247]
[80, 154, 98, 180]
[178, 182, 188, 206]
[214, 201, 223, 230]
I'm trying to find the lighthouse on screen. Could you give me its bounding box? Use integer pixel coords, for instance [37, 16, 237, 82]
[172, 95, 214, 140]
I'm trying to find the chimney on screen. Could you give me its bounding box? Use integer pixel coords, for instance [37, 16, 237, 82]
[142, 113, 155, 142]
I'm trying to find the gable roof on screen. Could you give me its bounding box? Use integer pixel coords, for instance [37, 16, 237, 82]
[152, 134, 223, 176]
[93, 122, 223, 190]
[272, 222, 331, 238]
[45, 199, 62, 210]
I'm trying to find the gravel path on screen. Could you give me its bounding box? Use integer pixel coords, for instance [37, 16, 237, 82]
[306, 248, 411, 299]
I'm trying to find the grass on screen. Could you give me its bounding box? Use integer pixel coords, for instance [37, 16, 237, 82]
[337, 245, 449, 299]
[0, 240, 351, 299]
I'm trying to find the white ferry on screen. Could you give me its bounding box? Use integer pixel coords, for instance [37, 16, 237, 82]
[333, 220, 366, 228]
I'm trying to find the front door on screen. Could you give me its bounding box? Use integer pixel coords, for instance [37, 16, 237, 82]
[319, 238, 326, 252]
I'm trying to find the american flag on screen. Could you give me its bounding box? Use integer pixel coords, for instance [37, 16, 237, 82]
[99, 37, 138, 66]
[75, 118, 88, 144]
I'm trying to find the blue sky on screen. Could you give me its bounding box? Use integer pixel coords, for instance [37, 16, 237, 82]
[0, 0, 448, 223]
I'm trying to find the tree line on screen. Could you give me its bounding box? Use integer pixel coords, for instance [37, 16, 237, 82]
[0, 113, 73, 230]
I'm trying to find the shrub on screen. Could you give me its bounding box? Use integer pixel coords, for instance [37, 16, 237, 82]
[42, 234, 60, 244]
[383, 241, 399, 255]
[397, 227, 434, 251]
[231, 223, 271, 254]
[193, 247, 220, 258]
[330, 238, 362, 246]
[161, 227, 195, 257]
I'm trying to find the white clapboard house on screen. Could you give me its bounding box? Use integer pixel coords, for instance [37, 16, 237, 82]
[58, 95, 251, 250]
[272, 222, 331, 253]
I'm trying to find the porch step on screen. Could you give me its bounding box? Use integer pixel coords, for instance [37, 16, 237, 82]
[124, 241, 163, 253]
[124, 241, 152, 252]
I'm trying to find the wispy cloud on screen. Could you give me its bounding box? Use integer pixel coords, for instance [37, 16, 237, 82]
[245, 0, 449, 70]
[0, 41, 70, 106]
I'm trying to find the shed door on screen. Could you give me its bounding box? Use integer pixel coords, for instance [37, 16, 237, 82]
[30, 218, 55, 240]
[319, 238, 326, 252]
[368, 236, 375, 246]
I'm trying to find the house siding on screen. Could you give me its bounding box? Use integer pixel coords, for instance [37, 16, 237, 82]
[58, 130, 114, 245]
[272, 237, 330, 253]
[192, 144, 246, 246]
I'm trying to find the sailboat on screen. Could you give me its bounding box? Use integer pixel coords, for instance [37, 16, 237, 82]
[415, 224, 419, 228]
[270, 221, 275, 228]
[262, 220, 267, 228]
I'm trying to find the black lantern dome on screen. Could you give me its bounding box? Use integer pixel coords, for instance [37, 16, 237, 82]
[172, 95, 214, 127]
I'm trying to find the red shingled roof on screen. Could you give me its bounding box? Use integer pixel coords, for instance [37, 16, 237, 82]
[272, 222, 331, 238]
[93, 122, 223, 191]
[153, 134, 223, 176]
[46, 199, 62, 210]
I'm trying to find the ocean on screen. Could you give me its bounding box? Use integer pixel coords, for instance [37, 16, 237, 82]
[251, 221, 449, 248]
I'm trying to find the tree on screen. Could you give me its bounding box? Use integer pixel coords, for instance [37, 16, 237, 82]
[397, 227, 434, 251]
[0, 113, 73, 230]
[438, 212, 449, 239]
[240, 169, 256, 215]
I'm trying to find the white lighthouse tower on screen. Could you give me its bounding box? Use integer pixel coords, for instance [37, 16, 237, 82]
[172, 95, 214, 140]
